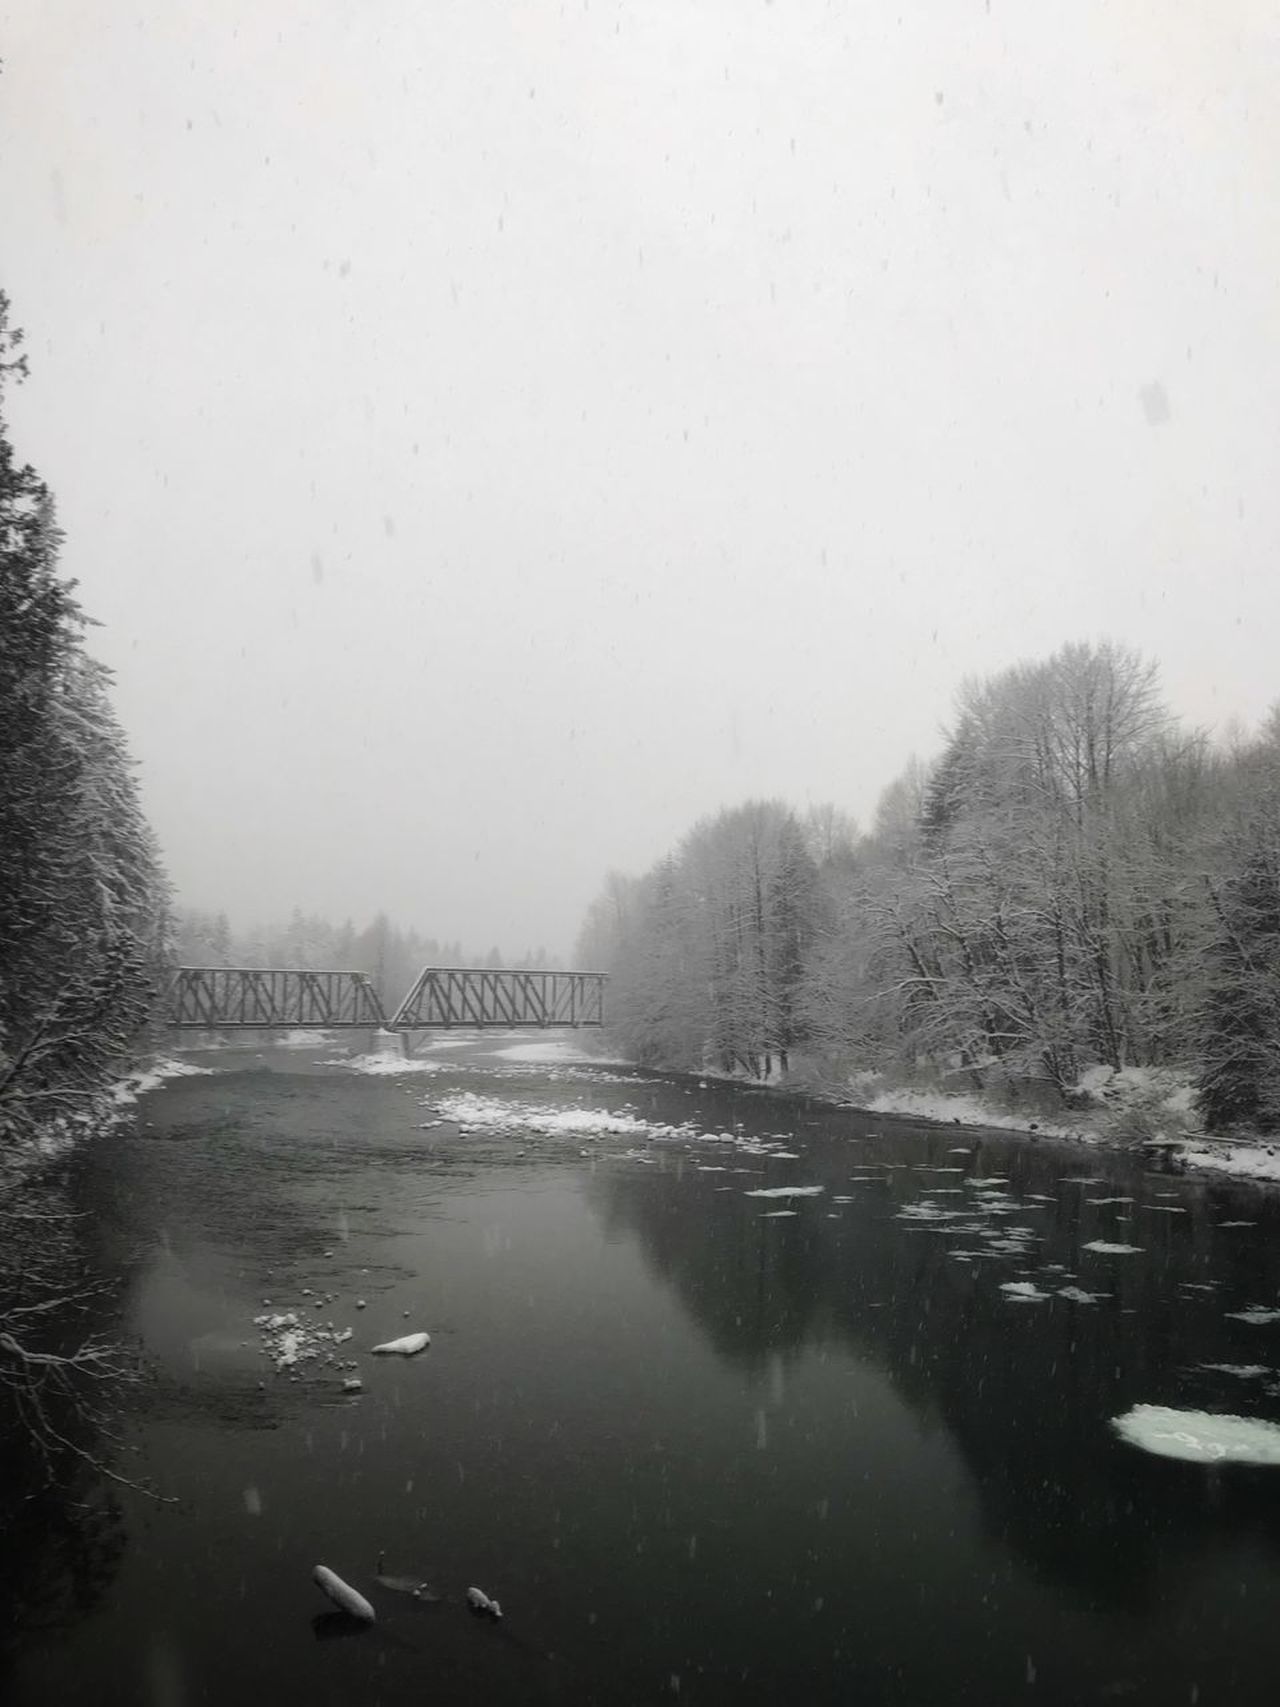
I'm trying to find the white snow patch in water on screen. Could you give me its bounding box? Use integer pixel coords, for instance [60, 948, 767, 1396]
[428, 1091, 701, 1144]
[760, 1210, 798, 1218]
[1113, 1404, 1280, 1465]
[1200, 1363, 1270, 1379]
[743, 1186, 824, 1199]
[492, 1039, 629, 1066]
[1225, 1308, 1280, 1325]
[271, 1029, 334, 1049]
[1081, 1240, 1144, 1255]
[1000, 1281, 1050, 1301]
[338, 1054, 444, 1076]
[1057, 1286, 1107, 1303]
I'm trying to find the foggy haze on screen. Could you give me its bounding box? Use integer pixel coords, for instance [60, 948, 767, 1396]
[3, 0, 1277, 957]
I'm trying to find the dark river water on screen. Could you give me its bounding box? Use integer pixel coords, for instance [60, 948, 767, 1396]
[8, 1034, 1280, 1706]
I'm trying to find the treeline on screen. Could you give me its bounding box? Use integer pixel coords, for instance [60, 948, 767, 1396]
[0, 292, 169, 1147]
[577, 641, 1280, 1135]
[173, 907, 562, 1010]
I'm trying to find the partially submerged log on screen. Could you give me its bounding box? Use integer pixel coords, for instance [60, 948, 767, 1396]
[313, 1564, 376, 1623]
[370, 1332, 430, 1356]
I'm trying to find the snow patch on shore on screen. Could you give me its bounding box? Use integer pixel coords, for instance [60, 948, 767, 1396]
[862, 1087, 1078, 1139]
[1178, 1141, 1280, 1185]
[112, 1056, 213, 1104]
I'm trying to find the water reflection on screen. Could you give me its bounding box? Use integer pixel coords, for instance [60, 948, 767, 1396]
[0, 1168, 131, 1682]
[585, 1120, 1280, 1609]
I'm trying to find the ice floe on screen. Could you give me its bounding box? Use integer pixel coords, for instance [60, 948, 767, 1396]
[743, 1186, 824, 1199]
[1113, 1404, 1280, 1465]
[1081, 1240, 1144, 1255]
[253, 1311, 357, 1373]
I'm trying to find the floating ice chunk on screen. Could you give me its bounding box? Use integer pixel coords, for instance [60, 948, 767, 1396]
[1219, 1221, 1256, 1229]
[1225, 1308, 1280, 1326]
[467, 1586, 503, 1619]
[314, 1564, 376, 1622]
[1058, 1286, 1106, 1304]
[743, 1186, 824, 1199]
[371, 1332, 431, 1355]
[1112, 1405, 1280, 1465]
[1081, 1241, 1144, 1255]
[1200, 1363, 1269, 1379]
[760, 1210, 798, 1218]
[1087, 1196, 1133, 1206]
[1000, 1281, 1049, 1301]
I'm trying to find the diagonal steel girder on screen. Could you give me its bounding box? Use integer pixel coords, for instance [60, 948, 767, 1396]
[167, 967, 389, 1029]
[389, 967, 607, 1029]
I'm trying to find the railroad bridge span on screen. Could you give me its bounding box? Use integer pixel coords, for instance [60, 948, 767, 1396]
[166, 965, 606, 1033]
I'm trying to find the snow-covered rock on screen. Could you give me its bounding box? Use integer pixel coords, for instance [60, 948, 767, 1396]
[313, 1564, 376, 1622]
[370, 1331, 430, 1356]
[466, 1586, 503, 1619]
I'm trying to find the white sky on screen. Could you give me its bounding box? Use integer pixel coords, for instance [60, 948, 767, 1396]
[3, 1, 1278, 956]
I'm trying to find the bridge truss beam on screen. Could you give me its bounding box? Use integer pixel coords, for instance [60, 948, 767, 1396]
[390, 967, 606, 1030]
[168, 967, 389, 1030]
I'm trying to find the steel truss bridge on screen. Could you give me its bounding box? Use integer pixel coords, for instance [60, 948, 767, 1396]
[167, 966, 607, 1031]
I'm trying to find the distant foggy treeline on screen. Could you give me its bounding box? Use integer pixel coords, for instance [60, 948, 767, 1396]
[578, 641, 1280, 1135]
[0, 293, 169, 1146]
[173, 907, 562, 1009]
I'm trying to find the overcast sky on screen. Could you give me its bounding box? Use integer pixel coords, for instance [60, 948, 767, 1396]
[3, 1, 1278, 956]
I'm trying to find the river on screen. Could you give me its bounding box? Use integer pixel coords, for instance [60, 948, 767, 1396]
[6, 1033, 1280, 1706]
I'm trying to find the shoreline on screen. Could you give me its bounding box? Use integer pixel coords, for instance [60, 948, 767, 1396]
[51, 1033, 1280, 1194]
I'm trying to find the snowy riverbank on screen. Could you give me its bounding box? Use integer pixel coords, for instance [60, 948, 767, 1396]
[854, 1069, 1280, 1189]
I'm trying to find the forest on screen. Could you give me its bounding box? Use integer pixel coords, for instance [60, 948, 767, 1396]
[0, 292, 169, 1154]
[577, 642, 1280, 1138]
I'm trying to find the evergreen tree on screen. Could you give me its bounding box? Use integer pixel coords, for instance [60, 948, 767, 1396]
[0, 291, 168, 1141]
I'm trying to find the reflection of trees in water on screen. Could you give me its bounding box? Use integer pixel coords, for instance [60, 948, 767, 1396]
[588, 1146, 1280, 1608]
[0, 1473, 126, 1661]
[0, 1162, 135, 1667]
